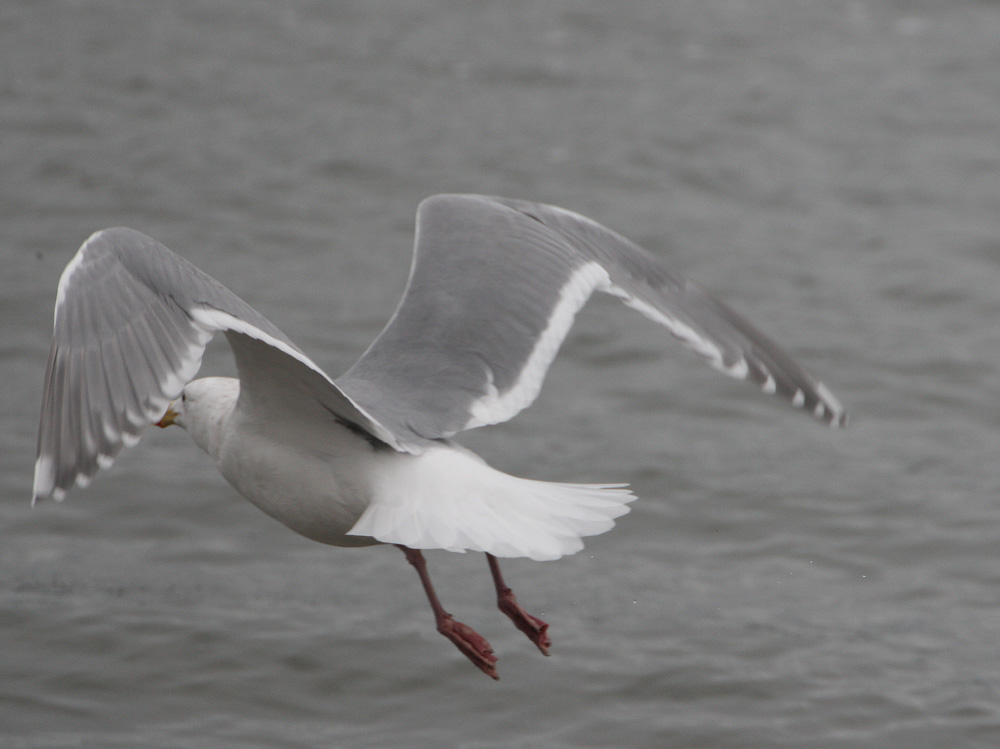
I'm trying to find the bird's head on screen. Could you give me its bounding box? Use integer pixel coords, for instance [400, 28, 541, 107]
[155, 377, 239, 459]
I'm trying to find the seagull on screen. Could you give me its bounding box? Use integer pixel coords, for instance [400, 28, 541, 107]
[34, 194, 846, 679]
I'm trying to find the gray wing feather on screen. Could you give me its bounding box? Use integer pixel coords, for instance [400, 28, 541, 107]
[34, 227, 395, 503]
[338, 194, 845, 444]
[36, 198, 845, 501]
[338, 195, 588, 440]
[492, 196, 846, 424]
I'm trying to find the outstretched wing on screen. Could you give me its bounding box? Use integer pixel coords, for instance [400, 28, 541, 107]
[34, 227, 400, 503]
[337, 194, 846, 445]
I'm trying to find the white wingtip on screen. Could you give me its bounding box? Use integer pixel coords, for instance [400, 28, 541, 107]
[814, 381, 848, 428]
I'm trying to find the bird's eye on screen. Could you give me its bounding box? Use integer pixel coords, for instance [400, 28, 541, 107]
[181, 392, 186, 403]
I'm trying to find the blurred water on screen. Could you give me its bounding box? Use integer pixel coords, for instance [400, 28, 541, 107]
[3, 1, 1000, 747]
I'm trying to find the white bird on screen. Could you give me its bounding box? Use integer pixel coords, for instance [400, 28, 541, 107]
[34, 194, 846, 678]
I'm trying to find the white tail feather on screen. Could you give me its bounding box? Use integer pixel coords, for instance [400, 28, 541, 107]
[347, 446, 636, 561]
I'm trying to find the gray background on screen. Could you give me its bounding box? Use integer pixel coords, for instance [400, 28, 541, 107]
[3, 1, 1000, 747]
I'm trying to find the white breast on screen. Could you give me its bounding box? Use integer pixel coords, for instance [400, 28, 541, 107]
[216, 413, 384, 548]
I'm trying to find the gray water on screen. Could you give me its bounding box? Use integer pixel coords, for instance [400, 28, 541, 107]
[3, 1, 1000, 747]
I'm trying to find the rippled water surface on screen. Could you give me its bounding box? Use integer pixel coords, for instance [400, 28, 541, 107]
[4, 2, 1000, 747]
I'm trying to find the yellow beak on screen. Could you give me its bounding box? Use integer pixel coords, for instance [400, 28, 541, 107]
[156, 405, 178, 428]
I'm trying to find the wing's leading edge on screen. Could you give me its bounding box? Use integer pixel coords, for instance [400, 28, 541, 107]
[338, 194, 845, 445]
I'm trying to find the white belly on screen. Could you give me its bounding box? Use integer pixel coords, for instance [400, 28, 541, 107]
[216, 420, 383, 548]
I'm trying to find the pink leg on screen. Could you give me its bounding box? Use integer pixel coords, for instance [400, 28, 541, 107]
[487, 553, 551, 656]
[397, 545, 499, 680]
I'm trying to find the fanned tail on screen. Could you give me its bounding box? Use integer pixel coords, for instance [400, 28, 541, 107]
[348, 447, 636, 561]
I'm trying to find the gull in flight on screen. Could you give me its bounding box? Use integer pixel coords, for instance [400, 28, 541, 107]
[34, 194, 846, 679]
